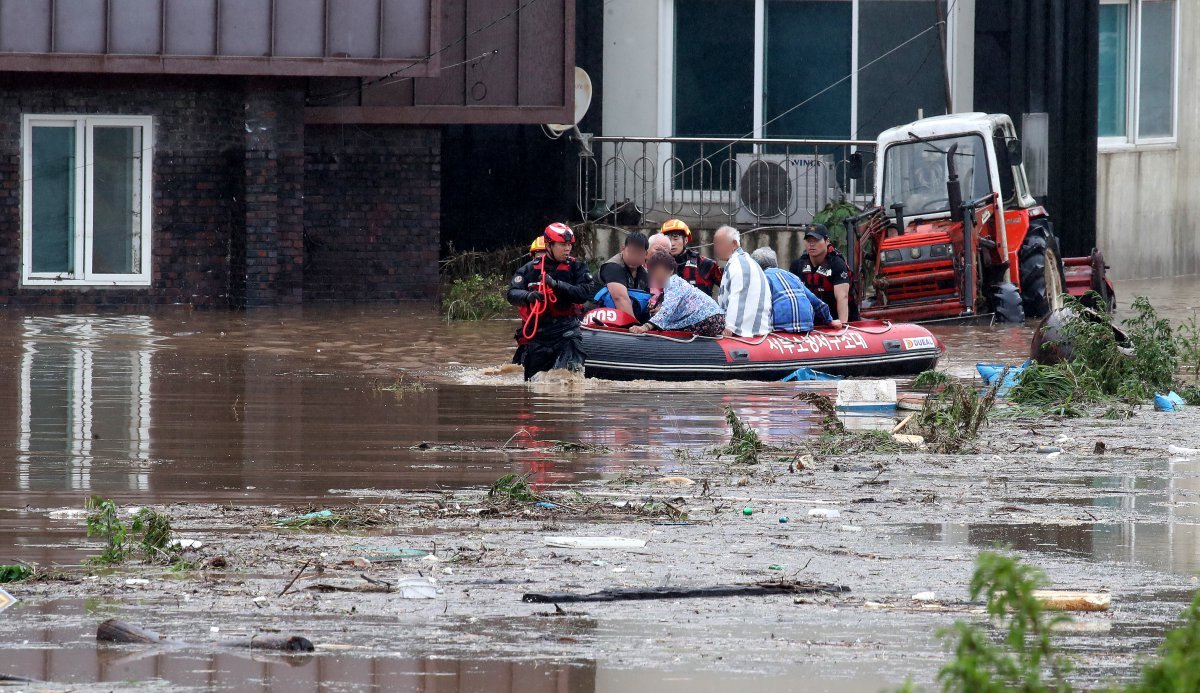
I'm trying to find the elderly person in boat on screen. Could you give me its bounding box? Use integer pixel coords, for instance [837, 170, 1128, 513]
[629, 250, 726, 337]
[712, 225, 772, 338]
[750, 246, 841, 333]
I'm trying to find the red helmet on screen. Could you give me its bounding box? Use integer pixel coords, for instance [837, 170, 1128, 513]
[544, 222, 575, 244]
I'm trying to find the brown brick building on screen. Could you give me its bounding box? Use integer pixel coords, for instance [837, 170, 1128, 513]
[0, 0, 575, 307]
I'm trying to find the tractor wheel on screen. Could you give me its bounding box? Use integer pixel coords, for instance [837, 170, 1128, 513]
[1018, 231, 1064, 319]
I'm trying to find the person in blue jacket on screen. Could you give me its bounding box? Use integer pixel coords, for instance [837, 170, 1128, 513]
[750, 246, 841, 333]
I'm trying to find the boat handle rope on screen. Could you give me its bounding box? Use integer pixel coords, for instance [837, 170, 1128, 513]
[631, 321, 894, 344]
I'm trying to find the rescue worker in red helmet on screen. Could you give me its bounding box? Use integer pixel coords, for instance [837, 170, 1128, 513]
[506, 223, 595, 380]
[529, 236, 547, 261]
[660, 219, 722, 298]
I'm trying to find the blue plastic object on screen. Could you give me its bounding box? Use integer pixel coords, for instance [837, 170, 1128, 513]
[780, 367, 842, 382]
[976, 360, 1031, 397]
[1156, 393, 1179, 412]
[1167, 391, 1185, 406]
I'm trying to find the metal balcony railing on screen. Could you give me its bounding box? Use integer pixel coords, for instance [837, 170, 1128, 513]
[576, 136, 877, 230]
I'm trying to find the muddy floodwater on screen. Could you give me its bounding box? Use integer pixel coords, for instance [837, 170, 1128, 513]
[1, 276, 1198, 691]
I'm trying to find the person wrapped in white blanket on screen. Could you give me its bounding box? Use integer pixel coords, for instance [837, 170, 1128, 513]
[712, 226, 773, 338]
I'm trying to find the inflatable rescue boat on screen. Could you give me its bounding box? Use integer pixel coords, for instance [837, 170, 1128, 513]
[580, 308, 943, 381]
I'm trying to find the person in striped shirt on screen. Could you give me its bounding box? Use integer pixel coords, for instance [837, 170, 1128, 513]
[712, 226, 772, 338]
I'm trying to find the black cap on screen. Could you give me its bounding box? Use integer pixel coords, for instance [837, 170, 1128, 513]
[802, 223, 829, 240]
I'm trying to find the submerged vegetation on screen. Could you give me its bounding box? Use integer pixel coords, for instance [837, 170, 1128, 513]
[1014, 295, 1197, 416]
[718, 407, 782, 464]
[915, 379, 1000, 452]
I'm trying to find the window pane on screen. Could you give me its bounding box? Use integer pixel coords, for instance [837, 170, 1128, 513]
[30, 126, 76, 274]
[765, 0, 851, 139]
[1097, 3, 1128, 137]
[856, 1, 946, 140]
[673, 0, 754, 188]
[91, 126, 143, 275]
[1137, 0, 1174, 138]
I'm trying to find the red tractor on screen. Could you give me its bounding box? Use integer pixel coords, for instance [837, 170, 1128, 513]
[847, 113, 1115, 323]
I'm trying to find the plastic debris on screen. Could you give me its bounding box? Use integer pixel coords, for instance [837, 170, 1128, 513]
[170, 538, 204, 551]
[47, 509, 88, 520]
[124, 579, 150, 587]
[912, 591, 938, 601]
[835, 380, 897, 413]
[808, 508, 841, 520]
[1156, 391, 1185, 412]
[1168, 445, 1199, 456]
[768, 564, 785, 571]
[892, 434, 925, 447]
[542, 537, 647, 550]
[397, 577, 439, 599]
[780, 367, 842, 382]
[779, 516, 789, 524]
[1037, 446, 1062, 454]
[976, 361, 1030, 396]
[534, 502, 561, 510]
[1033, 590, 1110, 612]
[839, 525, 863, 533]
[656, 477, 696, 486]
[742, 507, 754, 517]
[275, 509, 332, 526]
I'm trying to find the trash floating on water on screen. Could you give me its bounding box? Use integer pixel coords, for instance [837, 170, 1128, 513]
[742, 507, 754, 517]
[170, 538, 204, 551]
[542, 536, 647, 550]
[275, 509, 333, 526]
[1037, 446, 1062, 454]
[1168, 445, 1199, 456]
[892, 434, 925, 447]
[835, 379, 898, 413]
[522, 582, 851, 604]
[534, 501, 561, 510]
[656, 477, 696, 486]
[397, 577, 439, 600]
[839, 525, 863, 533]
[780, 367, 841, 382]
[1032, 590, 1110, 612]
[779, 516, 789, 524]
[808, 508, 841, 520]
[47, 509, 87, 520]
[912, 591, 938, 601]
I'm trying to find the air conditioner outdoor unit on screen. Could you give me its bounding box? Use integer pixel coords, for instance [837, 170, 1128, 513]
[734, 153, 832, 226]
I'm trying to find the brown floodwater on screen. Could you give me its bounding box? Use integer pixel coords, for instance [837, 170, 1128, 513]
[1, 276, 1197, 690]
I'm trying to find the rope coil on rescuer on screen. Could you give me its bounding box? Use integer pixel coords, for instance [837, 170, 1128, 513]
[521, 222, 573, 341]
[520, 259, 558, 341]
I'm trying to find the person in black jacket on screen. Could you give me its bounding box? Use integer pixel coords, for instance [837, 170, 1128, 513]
[507, 223, 595, 380]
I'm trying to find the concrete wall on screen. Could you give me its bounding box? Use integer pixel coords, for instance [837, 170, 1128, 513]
[1096, 0, 1200, 279]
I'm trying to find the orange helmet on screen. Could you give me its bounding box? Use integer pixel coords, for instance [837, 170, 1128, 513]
[660, 219, 691, 241]
[529, 236, 547, 254]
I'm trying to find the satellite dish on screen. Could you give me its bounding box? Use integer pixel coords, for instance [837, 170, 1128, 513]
[546, 67, 593, 135]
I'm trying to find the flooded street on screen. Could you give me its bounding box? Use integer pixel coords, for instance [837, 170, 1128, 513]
[1, 276, 1199, 691]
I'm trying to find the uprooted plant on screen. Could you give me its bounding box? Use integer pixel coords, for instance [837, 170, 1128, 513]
[717, 406, 783, 464]
[488, 473, 540, 503]
[85, 497, 178, 565]
[915, 378, 1001, 453]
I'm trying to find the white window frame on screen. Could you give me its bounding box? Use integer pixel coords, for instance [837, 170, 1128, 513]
[21, 114, 154, 287]
[1097, 0, 1179, 150]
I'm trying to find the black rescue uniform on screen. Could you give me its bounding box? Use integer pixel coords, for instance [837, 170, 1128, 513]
[672, 248, 723, 297]
[790, 247, 861, 322]
[507, 255, 595, 380]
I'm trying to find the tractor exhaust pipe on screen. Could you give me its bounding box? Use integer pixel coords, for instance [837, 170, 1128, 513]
[946, 143, 963, 222]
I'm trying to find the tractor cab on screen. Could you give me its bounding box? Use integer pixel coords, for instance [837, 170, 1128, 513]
[848, 113, 1114, 323]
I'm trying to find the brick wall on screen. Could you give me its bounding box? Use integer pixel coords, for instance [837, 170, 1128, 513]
[0, 75, 441, 307]
[0, 74, 246, 308]
[303, 125, 441, 302]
